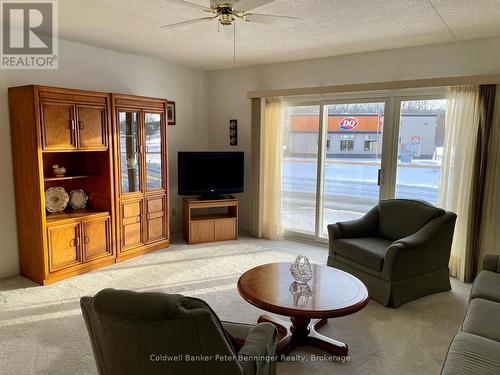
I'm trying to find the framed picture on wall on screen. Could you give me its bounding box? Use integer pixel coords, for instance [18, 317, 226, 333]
[167, 101, 176, 125]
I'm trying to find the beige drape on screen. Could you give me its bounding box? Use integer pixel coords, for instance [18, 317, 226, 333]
[261, 97, 284, 240]
[438, 86, 480, 281]
[469, 85, 497, 278]
[479, 85, 500, 268]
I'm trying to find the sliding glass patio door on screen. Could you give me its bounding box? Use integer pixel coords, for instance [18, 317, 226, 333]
[282, 99, 392, 239]
[281, 92, 448, 242]
[319, 101, 387, 237]
[282, 105, 320, 235]
[394, 98, 447, 206]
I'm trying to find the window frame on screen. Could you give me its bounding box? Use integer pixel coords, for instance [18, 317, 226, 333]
[282, 88, 448, 244]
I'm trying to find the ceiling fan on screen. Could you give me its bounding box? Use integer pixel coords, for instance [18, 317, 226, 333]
[161, 0, 298, 29]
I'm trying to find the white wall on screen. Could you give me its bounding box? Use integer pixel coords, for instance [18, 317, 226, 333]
[3, 36, 500, 279]
[0, 39, 208, 278]
[207, 36, 500, 232]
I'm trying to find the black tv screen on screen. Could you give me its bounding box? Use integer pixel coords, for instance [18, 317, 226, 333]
[178, 152, 244, 196]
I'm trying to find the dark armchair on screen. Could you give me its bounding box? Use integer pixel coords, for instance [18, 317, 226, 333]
[81, 289, 277, 375]
[327, 199, 457, 307]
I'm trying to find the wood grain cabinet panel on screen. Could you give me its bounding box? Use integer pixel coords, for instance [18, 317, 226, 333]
[113, 94, 170, 261]
[190, 221, 215, 244]
[146, 195, 167, 243]
[121, 200, 144, 251]
[77, 106, 107, 150]
[183, 198, 238, 244]
[82, 216, 112, 261]
[215, 219, 237, 241]
[41, 102, 76, 151]
[123, 200, 141, 218]
[47, 222, 82, 272]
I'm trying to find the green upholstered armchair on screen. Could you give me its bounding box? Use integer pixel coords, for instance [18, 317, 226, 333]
[327, 199, 457, 307]
[81, 289, 277, 375]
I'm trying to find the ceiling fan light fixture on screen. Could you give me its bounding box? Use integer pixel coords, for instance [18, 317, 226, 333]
[219, 13, 235, 25]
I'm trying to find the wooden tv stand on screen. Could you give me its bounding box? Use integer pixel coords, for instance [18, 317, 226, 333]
[183, 197, 238, 244]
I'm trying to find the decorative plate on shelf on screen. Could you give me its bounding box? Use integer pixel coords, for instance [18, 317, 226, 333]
[45, 187, 69, 213]
[69, 189, 88, 209]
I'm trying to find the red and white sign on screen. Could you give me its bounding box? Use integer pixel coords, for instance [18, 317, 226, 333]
[339, 117, 358, 130]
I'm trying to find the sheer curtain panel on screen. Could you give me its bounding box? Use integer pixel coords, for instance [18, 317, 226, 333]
[261, 97, 284, 240]
[438, 86, 480, 282]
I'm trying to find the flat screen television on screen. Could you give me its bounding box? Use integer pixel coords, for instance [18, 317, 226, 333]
[178, 152, 244, 197]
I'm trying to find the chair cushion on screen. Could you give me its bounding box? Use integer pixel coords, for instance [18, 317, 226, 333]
[463, 298, 500, 342]
[470, 270, 500, 303]
[379, 199, 444, 241]
[441, 332, 500, 375]
[334, 237, 393, 271]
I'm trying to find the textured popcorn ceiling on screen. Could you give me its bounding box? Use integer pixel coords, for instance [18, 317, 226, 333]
[59, 0, 500, 70]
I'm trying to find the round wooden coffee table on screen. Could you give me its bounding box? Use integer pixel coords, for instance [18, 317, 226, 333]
[237, 262, 369, 356]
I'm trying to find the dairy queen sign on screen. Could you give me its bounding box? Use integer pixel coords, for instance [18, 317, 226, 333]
[339, 117, 359, 130]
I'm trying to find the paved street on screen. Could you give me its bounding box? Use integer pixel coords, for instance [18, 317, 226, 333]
[282, 157, 441, 235]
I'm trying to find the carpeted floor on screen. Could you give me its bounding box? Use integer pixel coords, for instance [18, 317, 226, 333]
[0, 236, 470, 375]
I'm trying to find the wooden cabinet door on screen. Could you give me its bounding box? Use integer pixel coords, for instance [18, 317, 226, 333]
[41, 102, 76, 151]
[47, 222, 82, 272]
[146, 195, 167, 243]
[117, 110, 142, 195]
[144, 112, 165, 192]
[215, 219, 237, 241]
[190, 221, 215, 244]
[77, 106, 107, 150]
[82, 216, 112, 261]
[120, 199, 144, 251]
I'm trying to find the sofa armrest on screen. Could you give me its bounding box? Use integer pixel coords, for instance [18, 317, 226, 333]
[482, 254, 500, 273]
[238, 323, 277, 375]
[328, 206, 379, 240]
[382, 212, 456, 281]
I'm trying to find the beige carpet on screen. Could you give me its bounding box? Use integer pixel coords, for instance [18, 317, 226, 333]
[0, 236, 470, 375]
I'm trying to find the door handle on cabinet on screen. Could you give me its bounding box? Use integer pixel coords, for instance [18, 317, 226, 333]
[69, 120, 75, 130]
[78, 121, 84, 129]
[70, 238, 80, 247]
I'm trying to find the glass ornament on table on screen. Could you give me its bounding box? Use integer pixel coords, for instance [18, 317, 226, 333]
[290, 255, 313, 284]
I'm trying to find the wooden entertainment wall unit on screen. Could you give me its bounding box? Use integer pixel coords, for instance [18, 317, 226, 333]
[8, 85, 170, 285]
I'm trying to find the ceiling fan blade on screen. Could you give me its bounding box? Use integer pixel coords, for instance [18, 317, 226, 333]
[244, 13, 298, 24]
[233, 0, 274, 11]
[164, 0, 212, 12]
[161, 16, 217, 29]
